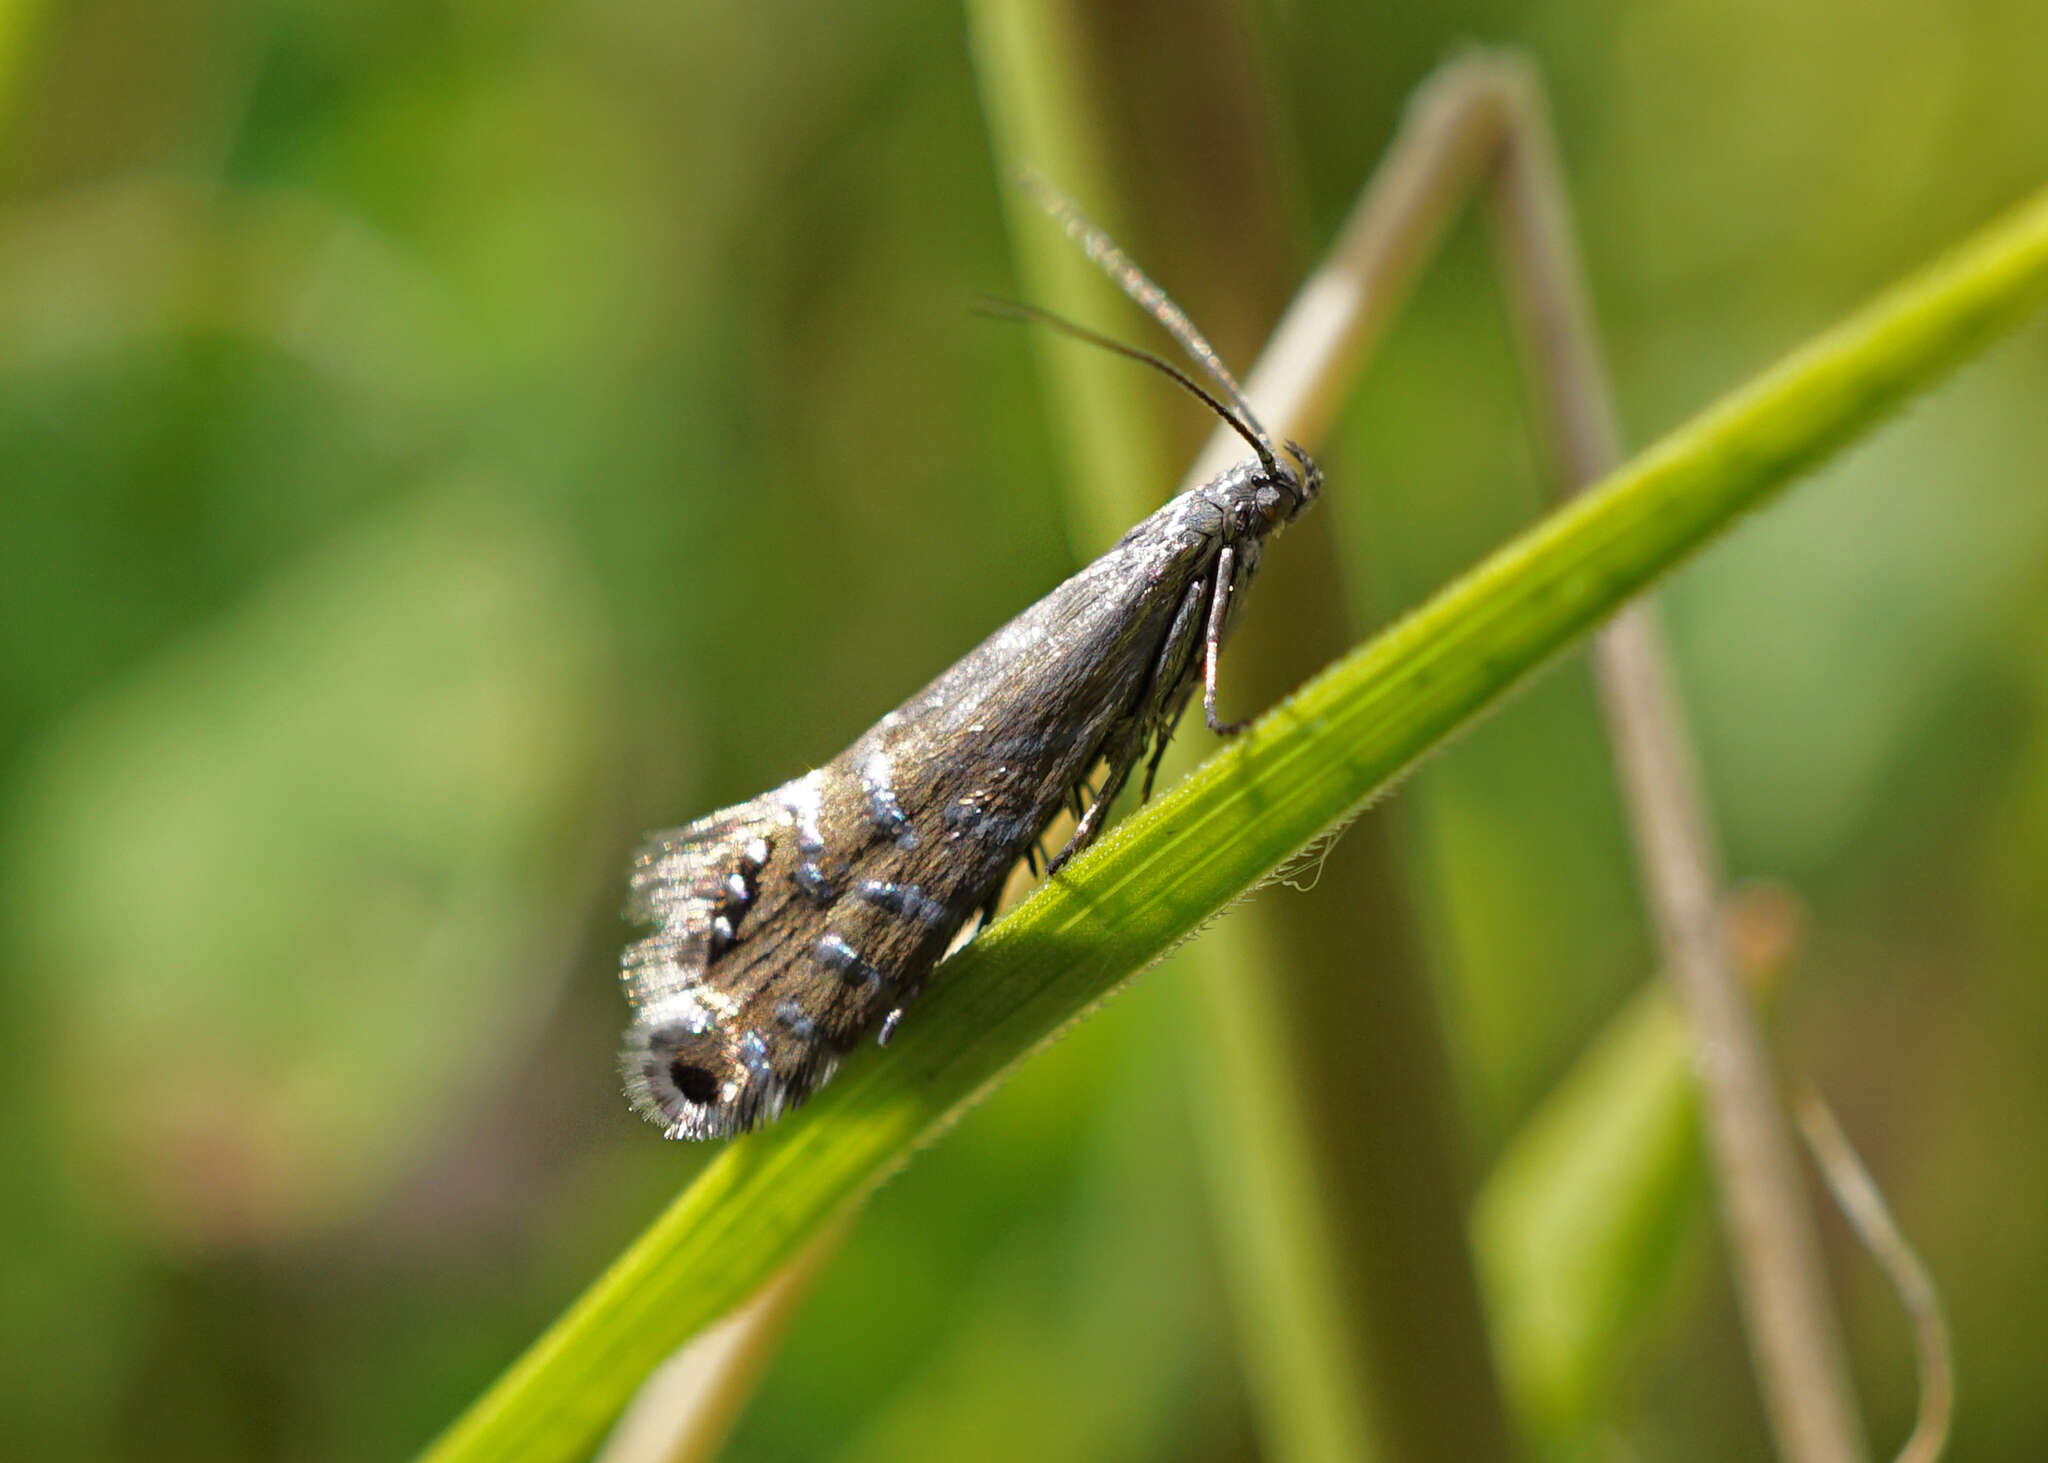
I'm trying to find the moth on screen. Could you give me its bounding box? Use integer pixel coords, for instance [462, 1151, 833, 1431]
[620, 184, 1321, 1138]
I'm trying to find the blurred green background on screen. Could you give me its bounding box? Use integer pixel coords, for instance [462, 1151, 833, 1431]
[2, 1, 2045, 1459]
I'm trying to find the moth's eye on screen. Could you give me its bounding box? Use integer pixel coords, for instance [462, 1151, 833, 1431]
[668, 1059, 721, 1106]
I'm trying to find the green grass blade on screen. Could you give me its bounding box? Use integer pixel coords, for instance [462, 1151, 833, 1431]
[420, 184, 2048, 1463]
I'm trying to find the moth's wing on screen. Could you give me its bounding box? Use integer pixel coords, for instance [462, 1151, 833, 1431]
[618, 495, 1231, 1141]
[619, 792, 840, 1139]
[623, 808, 762, 1005]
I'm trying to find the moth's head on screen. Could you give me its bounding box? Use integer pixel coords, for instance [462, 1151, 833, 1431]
[621, 996, 781, 1140]
[1250, 440, 1321, 533]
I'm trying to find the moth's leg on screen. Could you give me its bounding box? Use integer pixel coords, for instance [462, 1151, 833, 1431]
[1139, 702, 1185, 802]
[1139, 572, 1212, 799]
[1202, 544, 1251, 736]
[1046, 742, 1140, 873]
[1037, 565, 1211, 868]
[971, 884, 1004, 937]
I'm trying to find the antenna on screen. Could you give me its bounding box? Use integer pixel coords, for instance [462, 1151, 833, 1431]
[972, 297, 1278, 477]
[1016, 168, 1282, 473]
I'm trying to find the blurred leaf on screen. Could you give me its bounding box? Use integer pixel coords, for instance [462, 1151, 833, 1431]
[1673, 361, 2048, 869]
[822, 1025, 1225, 1463]
[1474, 981, 1705, 1448]
[3, 486, 621, 1248]
[0, 178, 478, 412]
[421, 184, 2048, 1463]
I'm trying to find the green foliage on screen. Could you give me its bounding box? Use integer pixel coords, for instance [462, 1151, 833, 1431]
[423, 187, 2048, 1463]
[5, 8, 2048, 1462]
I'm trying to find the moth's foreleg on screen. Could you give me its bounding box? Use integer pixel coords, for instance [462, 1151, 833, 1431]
[1203, 544, 1252, 736]
[1140, 571, 1212, 800]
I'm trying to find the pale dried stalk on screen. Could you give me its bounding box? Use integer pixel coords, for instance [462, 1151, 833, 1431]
[1483, 58, 1871, 1463]
[1190, 54, 1871, 1463]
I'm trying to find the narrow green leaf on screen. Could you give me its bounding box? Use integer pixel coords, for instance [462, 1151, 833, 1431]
[421, 185, 2048, 1463]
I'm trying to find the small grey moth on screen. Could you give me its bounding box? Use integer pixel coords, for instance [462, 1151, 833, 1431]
[620, 183, 1321, 1139]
